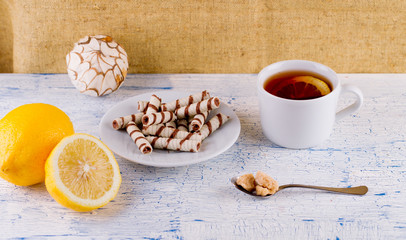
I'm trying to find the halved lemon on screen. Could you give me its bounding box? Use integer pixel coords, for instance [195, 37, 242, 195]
[271, 76, 331, 100]
[45, 133, 121, 212]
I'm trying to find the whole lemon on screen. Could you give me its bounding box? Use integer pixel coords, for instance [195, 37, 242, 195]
[0, 103, 74, 186]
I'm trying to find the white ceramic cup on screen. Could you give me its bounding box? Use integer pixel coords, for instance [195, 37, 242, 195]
[257, 60, 363, 149]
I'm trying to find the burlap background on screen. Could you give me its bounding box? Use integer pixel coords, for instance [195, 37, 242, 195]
[0, 0, 12, 73]
[1, 0, 405, 73]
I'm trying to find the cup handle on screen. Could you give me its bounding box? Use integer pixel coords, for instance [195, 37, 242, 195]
[336, 84, 363, 121]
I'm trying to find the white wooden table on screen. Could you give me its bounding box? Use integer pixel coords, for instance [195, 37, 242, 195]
[0, 74, 405, 239]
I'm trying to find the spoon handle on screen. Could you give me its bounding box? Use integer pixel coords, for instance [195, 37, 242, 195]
[278, 184, 368, 195]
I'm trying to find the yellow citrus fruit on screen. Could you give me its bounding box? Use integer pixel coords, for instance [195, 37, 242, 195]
[270, 76, 331, 100]
[0, 103, 74, 186]
[45, 133, 121, 212]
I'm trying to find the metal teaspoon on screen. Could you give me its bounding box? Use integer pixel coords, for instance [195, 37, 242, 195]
[230, 177, 368, 197]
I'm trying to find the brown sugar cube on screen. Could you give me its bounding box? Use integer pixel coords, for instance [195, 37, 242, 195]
[255, 185, 273, 196]
[255, 171, 279, 195]
[236, 173, 256, 192]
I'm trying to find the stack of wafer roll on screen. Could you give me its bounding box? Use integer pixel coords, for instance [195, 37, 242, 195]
[111, 90, 231, 155]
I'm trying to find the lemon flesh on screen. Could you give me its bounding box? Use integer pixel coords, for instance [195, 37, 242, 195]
[291, 76, 331, 96]
[271, 75, 331, 100]
[45, 133, 121, 212]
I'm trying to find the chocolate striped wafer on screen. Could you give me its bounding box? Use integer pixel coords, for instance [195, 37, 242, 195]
[142, 111, 177, 126]
[138, 101, 149, 113]
[175, 97, 220, 119]
[165, 121, 177, 128]
[145, 94, 161, 114]
[189, 111, 210, 132]
[198, 113, 230, 140]
[161, 90, 210, 112]
[143, 125, 202, 141]
[176, 119, 188, 132]
[112, 113, 144, 130]
[145, 136, 201, 152]
[126, 121, 152, 154]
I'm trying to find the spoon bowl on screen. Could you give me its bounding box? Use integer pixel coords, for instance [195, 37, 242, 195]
[230, 177, 368, 197]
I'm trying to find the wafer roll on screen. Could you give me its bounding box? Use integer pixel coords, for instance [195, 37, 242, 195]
[145, 136, 201, 152]
[165, 121, 177, 128]
[145, 94, 161, 114]
[143, 123, 164, 130]
[143, 125, 202, 141]
[177, 119, 188, 132]
[161, 90, 210, 112]
[175, 97, 220, 119]
[138, 101, 149, 113]
[112, 113, 144, 130]
[126, 121, 152, 154]
[142, 111, 177, 126]
[199, 113, 230, 140]
[189, 111, 210, 132]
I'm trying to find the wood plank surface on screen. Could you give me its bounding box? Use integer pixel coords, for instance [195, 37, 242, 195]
[0, 74, 405, 239]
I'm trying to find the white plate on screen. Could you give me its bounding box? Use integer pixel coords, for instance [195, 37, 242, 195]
[99, 91, 241, 167]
